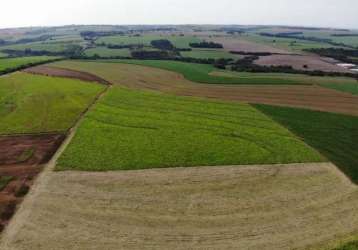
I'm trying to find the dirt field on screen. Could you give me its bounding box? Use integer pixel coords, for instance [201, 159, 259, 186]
[49, 63, 358, 116]
[23, 65, 110, 85]
[0, 134, 64, 231]
[1, 163, 357, 250]
[210, 36, 293, 54]
[255, 54, 352, 73]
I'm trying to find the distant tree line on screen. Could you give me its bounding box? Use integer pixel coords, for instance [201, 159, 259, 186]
[80, 31, 125, 40]
[2, 44, 84, 58]
[229, 51, 274, 56]
[228, 56, 358, 78]
[189, 41, 223, 49]
[0, 35, 52, 47]
[305, 48, 358, 64]
[331, 34, 358, 37]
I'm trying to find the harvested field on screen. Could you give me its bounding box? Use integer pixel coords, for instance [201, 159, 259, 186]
[210, 36, 293, 54]
[2, 163, 358, 250]
[254, 54, 352, 73]
[0, 134, 64, 232]
[23, 65, 109, 85]
[51, 62, 358, 116]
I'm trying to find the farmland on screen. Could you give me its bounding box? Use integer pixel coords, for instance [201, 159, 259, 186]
[57, 86, 322, 171]
[321, 82, 358, 95]
[0, 72, 105, 134]
[50, 61, 358, 116]
[0, 24, 358, 250]
[180, 48, 242, 59]
[3, 163, 358, 250]
[255, 104, 358, 183]
[96, 34, 201, 48]
[0, 56, 59, 72]
[84, 47, 131, 57]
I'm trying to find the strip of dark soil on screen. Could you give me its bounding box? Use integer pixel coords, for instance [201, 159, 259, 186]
[23, 65, 110, 85]
[0, 133, 65, 232]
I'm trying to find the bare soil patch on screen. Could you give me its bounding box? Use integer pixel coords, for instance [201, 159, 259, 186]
[255, 54, 352, 73]
[0, 134, 64, 232]
[23, 65, 110, 85]
[1, 163, 357, 250]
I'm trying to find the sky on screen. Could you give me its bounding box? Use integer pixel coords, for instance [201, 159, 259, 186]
[1, 0, 357, 29]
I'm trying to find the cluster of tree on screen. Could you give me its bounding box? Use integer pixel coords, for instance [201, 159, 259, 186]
[0, 58, 63, 76]
[105, 44, 144, 49]
[229, 51, 273, 56]
[150, 39, 175, 50]
[131, 50, 176, 60]
[80, 31, 124, 40]
[305, 48, 358, 64]
[189, 41, 223, 49]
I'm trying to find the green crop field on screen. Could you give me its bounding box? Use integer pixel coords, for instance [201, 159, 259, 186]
[255, 104, 358, 183]
[57, 86, 323, 171]
[321, 82, 358, 95]
[96, 34, 201, 48]
[84, 47, 131, 57]
[0, 72, 105, 134]
[180, 49, 241, 59]
[0, 56, 59, 72]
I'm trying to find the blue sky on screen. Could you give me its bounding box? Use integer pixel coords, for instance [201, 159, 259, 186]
[1, 0, 357, 29]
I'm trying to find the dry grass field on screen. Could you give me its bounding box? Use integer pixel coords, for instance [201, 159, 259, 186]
[48, 61, 358, 116]
[1, 163, 358, 250]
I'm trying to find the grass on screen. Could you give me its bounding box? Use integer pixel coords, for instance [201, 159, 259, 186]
[255, 104, 358, 183]
[57, 86, 323, 171]
[84, 47, 131, 57]
[0, 176, 13, 191]
[0, 56, 59, 72]
[332, 241, 358, 250]
[180, 49, 241, 59]
[96, 34, 201, 49]
[321, 82, 358, 95]
[0, 72, 105, 134]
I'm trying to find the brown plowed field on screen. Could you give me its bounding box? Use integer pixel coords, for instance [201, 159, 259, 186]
[49, 62, 358, 116]
[0, 134, 64, 231]
[2, 163, 358, 250]
[23, 65, 110, 85]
